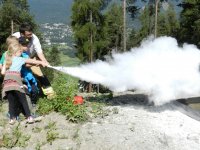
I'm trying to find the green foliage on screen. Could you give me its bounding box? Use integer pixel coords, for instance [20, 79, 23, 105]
[46, 130, 59, 145]
[37, 73, 88, 123]
[85, 93, 112, 118]
[42, 45, 61, 81]
[104, 3, 123, 52]
[0, 0, 38, 53]
[0, 101, 3, 112]
[60, 52, 81, 66]
[32, 127, 42, 133]
[46, 45, 61, 66]
[127, 5, 153, 48]
[128, 2, 179, 48]
[71, 0, 108, 62]
[157, 3, 180, 37]
[0, 124, 31, 148]
[45, 121, 59, 145]
[178, 0, 200, 47]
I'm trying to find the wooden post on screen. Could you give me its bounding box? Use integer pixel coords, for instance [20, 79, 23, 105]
[154, 0, 159, 38]
[123, 0, 126, 51]
[11, 20, 14, 35]
[88, 10, 93, 92]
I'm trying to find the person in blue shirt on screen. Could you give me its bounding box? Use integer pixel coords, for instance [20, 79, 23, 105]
[19, 37, 39, 105]
[1, 37, 48, 125]
[1, 36, 39, 105]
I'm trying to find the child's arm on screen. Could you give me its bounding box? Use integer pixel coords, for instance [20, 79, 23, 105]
[1, 63, 6, 75]
[0, 64, 2, 70]
[0, 52, 6, 70]
[25, 58, 48, 67]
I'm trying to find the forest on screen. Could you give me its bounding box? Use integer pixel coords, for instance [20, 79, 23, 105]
[0, 0, 200, 62]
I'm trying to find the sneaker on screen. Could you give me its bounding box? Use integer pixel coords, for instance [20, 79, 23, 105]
[34, 116, 43, 122]
[6, 112, 10, 119]
[9, 118, 16, 125]
[42, 87, 55, 95]
[32, 103, 37, 108]
[27, 116, 34, 124]
[47, 93, 56, 99]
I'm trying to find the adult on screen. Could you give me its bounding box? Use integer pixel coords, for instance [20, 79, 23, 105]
[13, 22, 55, 99]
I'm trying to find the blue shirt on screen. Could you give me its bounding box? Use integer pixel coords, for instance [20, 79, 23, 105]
[9, 56, 26, 72]
[21, 52, 38, 93]
[0, 52, 6, 65]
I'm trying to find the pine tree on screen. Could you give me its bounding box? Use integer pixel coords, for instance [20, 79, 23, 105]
[71, 0, 108, 92]
[0, 0, 37, 52]
[43, 45, 61, 81]
[104, 3, 123, 53]
[48, 45, 61, 66]
[127, 1, 179, 48]
[71, 0, 106, 62]
[165, 3, 179, 38]
[178, 0, 200, 47]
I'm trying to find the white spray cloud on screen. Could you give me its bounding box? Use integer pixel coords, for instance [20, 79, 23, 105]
[51, 36, 200, 105]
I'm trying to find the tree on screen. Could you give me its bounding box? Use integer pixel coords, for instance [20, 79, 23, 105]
[178, 0, 200, 47]
[164, 2, 180, 38]
[122, 0, 139, 51]
[141, 0, 180, 38]
[43, 45, 61, 81]
[104, 3, 123, 53]
[47, 45, 61, 66]
[127, 1, 179, 48]
[71, 0, 107, 62]
[0, 0, 37, 53]
[71, 0, 108, 92]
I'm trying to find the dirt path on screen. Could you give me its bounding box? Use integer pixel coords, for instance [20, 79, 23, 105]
[0, 92, 200, 150]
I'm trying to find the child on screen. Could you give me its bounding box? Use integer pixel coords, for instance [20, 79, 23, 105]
[1, 36, 33, 116]
[1, 39, 48, 125]
[19, 36, 39, 105]
[0, 36, 19, 71]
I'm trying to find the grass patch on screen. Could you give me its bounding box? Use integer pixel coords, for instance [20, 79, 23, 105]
[83, 93, 113, 118]
[0, 101, 4, 113]
[0, 124, 31, 148]
[45, 121, 59, 145]
[60, 52, 80, 66]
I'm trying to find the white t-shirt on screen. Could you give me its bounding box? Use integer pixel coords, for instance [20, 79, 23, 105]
[13, 32, 43, 58]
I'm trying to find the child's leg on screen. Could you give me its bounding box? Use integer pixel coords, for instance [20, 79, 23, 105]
[6, 91, 18, 119]
[15, 91, 31, 118]
[31, 66, 50, 87]
[16, 95, 33, 116]
[31, 84, 38, 105]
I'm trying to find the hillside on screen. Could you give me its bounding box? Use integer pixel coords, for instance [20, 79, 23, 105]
[28, 0, 73, 24]
[1, 92, 200, 149]
[28, 0, 181, 46]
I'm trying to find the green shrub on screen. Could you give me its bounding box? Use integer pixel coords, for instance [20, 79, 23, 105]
[37, 73, 88, 123]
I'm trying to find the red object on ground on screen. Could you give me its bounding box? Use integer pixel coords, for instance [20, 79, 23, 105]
[73, 96, 84, 105]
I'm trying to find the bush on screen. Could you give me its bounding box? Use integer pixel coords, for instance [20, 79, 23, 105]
[37, 72, 88, 123]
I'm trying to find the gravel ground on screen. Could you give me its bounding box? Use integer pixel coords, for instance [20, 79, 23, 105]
[0, 92, 200, 150]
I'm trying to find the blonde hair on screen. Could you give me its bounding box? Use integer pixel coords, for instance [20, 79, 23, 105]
[6, 36, 18, 47]
[5, 38, 22, 69]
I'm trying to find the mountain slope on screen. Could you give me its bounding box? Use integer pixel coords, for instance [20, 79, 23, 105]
[28, 0, 73, 24]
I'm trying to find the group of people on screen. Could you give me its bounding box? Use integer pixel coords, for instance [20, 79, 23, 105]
[0, 23, 55, 125]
